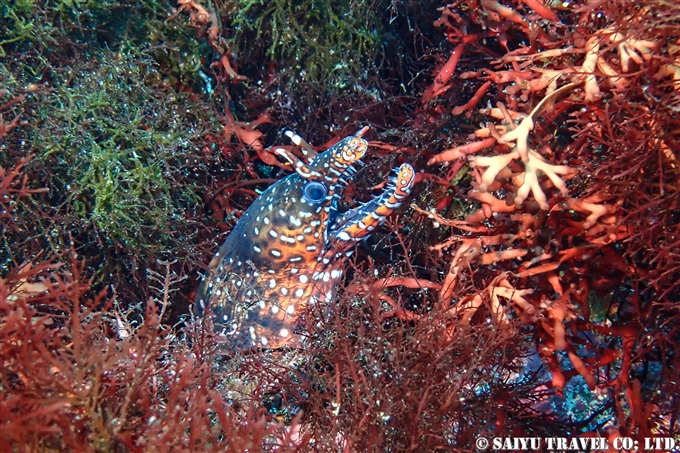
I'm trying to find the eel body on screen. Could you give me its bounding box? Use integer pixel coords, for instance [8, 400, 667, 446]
[195, 128, 415, 350]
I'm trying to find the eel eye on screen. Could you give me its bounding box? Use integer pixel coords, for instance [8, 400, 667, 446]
[303, 181, 327, 203]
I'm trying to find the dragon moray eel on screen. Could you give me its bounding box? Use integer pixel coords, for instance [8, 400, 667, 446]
[195, 127, 415, 351]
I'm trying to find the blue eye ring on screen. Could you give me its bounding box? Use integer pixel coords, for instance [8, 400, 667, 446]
[303, 181, 327, 203]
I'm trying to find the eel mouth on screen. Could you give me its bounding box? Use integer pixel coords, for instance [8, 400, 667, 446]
[331, 159, 362, 190]
[327, 163, 416, 245]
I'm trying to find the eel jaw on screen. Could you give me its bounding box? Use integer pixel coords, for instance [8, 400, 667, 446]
[327, 163, 416, 252]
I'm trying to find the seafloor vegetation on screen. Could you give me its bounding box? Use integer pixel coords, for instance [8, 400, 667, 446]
[1, 0, 679, 451]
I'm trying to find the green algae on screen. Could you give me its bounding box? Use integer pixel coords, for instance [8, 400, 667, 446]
[225, 0, 387, 94]
[0, 1, 220, 301]
[40, 53, 194, 251]
[2, 48, 218, 283]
